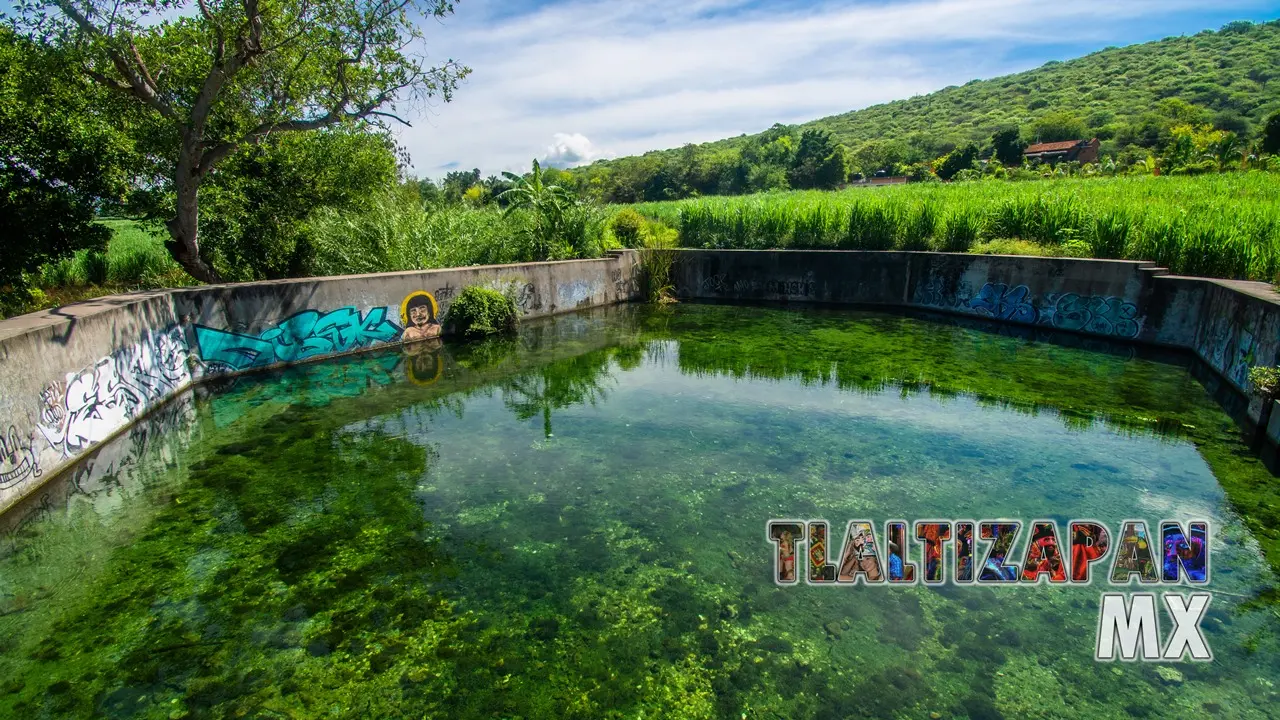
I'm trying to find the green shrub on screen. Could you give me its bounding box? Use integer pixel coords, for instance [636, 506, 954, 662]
[610, 208, 646, 248]
[970, 239, 1057, 256]
[792, 205, 838, 248]
[630, 173, 1280, 281]
[445, 285, 519, 337]
[899, 203, 938, 250]
[559, 203, 609, 259]
[109, 246, 172, 285]
[1089, 210, 1132, 259]
[41, 255, 83, 287]
[639, 222, 680, 304]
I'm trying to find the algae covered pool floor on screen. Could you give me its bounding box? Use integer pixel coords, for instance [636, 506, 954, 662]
[2, 303, 1280, 719]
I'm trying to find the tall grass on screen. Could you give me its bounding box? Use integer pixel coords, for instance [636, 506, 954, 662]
[306, 194, 613, 276]
[39, 219, 188, 289]
[632, 174, 1280, 280]
[637, 223, 680, 303]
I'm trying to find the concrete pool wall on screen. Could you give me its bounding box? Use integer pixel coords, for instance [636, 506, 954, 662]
[669, 249, 1280, 426]
[0, 252, 643, 514]
[3, 247, 1280, 515]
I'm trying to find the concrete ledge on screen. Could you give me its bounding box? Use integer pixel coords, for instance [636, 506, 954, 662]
[0, 303, 642, 541]
[670, 249, 1280, 420]
[0, 252, 642, 514]
[5, 246, 1280, 516]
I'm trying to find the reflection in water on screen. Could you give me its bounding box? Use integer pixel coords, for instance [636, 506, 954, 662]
[1, 303, 1278, 719]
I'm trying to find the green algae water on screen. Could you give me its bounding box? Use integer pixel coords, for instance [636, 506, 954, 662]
[2, 303, 1280, 719]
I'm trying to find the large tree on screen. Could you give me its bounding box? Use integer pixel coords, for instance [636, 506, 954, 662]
[990, 127, 1024, 166]
[789, 128, 847, 190]
[16, 0, 468, 283]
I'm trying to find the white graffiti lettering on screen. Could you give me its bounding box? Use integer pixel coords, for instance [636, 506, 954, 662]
[37, 327, 192, 458]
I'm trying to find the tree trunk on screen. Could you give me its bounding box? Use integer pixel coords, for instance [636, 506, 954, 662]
[164, 134, 223, 284]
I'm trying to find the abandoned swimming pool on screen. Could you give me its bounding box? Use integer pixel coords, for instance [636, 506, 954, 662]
[1, 302, 1278, 719]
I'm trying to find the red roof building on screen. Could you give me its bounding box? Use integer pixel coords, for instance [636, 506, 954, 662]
[1023, 138, 1100, 164]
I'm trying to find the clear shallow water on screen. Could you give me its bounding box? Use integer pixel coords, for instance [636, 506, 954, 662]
[2, 303, 1279, 719]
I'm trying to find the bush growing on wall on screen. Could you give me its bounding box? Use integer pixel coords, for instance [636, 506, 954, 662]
[445, 285, 520, 337]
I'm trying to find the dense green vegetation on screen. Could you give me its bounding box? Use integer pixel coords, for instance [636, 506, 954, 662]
[7, 0, 469, 285]
[445, 286, 521, 337]
[564, 20, 1280, 202]
[634, 174, 1280, 280]
[0, 27, 132, 299]
[3, 304, 1280, 718]
[5, 13, 1280, 319]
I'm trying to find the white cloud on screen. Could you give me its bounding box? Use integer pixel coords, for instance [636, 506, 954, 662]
[541, 133, 606, 168]
[395, 0, 1272, 177]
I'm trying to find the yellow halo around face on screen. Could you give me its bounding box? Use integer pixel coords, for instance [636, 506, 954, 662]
[407, 352, 444, 385]
[400, 291, 439, 327]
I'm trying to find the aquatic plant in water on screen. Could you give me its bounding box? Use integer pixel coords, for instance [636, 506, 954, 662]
[1, 304, 1279, 719]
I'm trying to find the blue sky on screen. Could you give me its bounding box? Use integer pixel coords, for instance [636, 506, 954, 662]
[6, 0, 1275, 176]
[404, 0, 1279, 177]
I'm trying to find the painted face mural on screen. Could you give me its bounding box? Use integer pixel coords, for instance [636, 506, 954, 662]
[400, 291, 441, 341]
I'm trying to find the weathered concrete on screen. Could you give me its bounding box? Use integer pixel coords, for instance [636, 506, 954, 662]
[671, 249, 1280, 420]
[0, 303, 643, 540]
[676, 250, 1151, 340]
[6, 246, 1280, 516]
[0, 252, 642, 515]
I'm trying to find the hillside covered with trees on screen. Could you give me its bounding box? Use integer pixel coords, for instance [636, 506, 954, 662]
[565, 19, 1280, 202]
[4, 9, 1280, 319]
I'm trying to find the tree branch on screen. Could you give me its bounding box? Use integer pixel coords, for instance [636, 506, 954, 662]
[53, 0, 177, 120]
[195, 91, 404, 177]
[366, 110, 410, 125]
[189, 0, 268, 136]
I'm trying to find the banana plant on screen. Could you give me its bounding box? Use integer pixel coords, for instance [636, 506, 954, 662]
[498, 160, 576, 260]
[1206, 132, 1240, 172]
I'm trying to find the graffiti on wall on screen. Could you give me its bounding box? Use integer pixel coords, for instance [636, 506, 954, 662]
[401, 291, 441, 341]
[611, 268, 639, 299]
[478, 279, 541, 314]
[515, 283, 540, 313]
[433, 283, 457, 303]
[558, 279, 598, 307]
[913, 278, 1144, 340]
[698, 273, 817, 297]
[969, 283, 1036, 324]
[0, 426, 40, 490]
[701, 274, 730, 293]
[1040, 293, 1143, 338]
[194, 306, 401, 373]
[1194, 306, 1275, 392]
[1228, 328, 1258, 389]
[4, 391, 198, 547]
[37, 326, 192, 458]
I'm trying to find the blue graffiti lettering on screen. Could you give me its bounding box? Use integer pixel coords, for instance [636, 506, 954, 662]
[1226, 326, 1256, 389]
[1043, 293, 1141, 339]
[195, 307, 402, 373]
[916, 278, 1144, 339]
[969, 283, 1037, 324]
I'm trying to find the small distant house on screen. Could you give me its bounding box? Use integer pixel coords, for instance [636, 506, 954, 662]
[1022, 138, 1100, 165]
